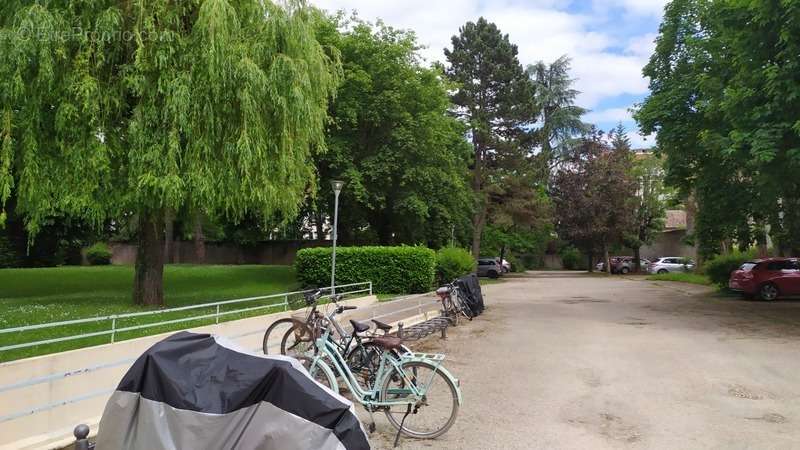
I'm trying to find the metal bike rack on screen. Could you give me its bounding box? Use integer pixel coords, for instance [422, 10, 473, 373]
[394, 313, 454, 341]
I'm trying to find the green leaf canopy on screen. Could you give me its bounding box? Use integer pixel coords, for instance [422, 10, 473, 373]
[0, 0, 340, 235]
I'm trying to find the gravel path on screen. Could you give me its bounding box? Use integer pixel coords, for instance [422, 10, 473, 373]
[366, 272, 800, 449]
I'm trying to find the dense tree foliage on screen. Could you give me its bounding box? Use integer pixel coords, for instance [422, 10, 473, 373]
[551, 130, 637, 270]
[628, 148, 671, 272]
[445, 17, 534, 257]
[308, 15, 472, 248]
[636, 0, 800, 258]
[0, 0, 340, 304]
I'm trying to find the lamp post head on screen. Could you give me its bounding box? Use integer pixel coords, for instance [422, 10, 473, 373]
[331, 180, 345, 195]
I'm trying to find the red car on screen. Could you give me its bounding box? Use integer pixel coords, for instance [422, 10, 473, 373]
[728, 258, 800, 300]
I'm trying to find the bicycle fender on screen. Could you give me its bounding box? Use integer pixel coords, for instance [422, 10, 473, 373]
[432, 364, 463, 405]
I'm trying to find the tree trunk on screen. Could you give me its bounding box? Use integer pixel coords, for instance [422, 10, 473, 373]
[471, 135, 485, 258]
[133, 212, 165, 306]
[603, 242, 610, 274]
[193, 212, 205, 263]
[633, 246, 641, 273]
[164, 209, 174, 264]
[471, 202, 487, 257]
[587, 250, 594, 273]
[315, 211, 325, 242]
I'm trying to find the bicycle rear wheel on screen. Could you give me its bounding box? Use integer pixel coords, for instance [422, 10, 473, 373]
[380, 361, 459, 439]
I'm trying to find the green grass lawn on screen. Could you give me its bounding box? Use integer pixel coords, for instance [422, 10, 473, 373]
[0, 265, 300, 362]
[646, 272, 713, 286]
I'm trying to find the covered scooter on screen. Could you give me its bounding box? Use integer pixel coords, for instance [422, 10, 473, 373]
[96, 332, 369, 450]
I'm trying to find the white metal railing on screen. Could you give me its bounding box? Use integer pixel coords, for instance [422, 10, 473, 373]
[0, 286, 445, 427]
[0, 281, 373, 355]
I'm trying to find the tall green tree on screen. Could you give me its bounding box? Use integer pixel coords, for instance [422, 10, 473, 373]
[629, 154, 670, 271]
[310, 15, 472, 247]
[445, 17, 534, 257]
[551, 129, 637, 271]
[526, 56, 589, 170]
[636, 0, 800, 258]
[0, 0, 340, 305]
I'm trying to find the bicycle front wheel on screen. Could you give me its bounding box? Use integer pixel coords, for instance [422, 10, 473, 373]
[297, 356, 339, 394]
[262, 318, 296, 354]
[280, 323, 316, 357]
[380, 361, 459, 439]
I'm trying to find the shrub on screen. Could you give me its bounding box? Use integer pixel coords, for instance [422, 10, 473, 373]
[436, 246, 475, 283]
[295, 246, 436, 294]
[560, 246, 584, 270]
[704, 249, 757, 287]
[86, 243, 112, 266]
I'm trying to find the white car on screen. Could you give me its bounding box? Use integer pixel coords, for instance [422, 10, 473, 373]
[648, 257, 695, 274]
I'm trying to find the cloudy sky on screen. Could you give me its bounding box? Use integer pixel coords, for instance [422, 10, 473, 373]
[310, 0, 668, 148]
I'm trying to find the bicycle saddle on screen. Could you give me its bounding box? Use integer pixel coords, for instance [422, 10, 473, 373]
[371, 319, 392, 332]
[436, 286, 451, 295]
[350, 319, 371, 333]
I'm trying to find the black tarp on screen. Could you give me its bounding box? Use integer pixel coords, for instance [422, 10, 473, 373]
[457, 274, 485, 316]
[96, 332, 370, 450]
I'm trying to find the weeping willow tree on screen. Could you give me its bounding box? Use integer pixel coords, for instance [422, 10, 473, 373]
[0, 0, 340, 305]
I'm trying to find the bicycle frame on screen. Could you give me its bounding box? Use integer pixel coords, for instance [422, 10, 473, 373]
[307, 324, 463, 408]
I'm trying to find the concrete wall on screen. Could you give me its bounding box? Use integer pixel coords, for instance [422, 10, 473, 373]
[110, 240, 331, 266]
[0, 295, 377, 450]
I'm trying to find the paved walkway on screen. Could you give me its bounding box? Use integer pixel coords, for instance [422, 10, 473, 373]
[369, 272, 800, 449]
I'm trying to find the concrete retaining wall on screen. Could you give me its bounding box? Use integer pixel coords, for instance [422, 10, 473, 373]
[0, 295, 377, 450]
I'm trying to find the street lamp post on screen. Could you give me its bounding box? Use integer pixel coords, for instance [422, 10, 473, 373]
[330, 180, 345, 296]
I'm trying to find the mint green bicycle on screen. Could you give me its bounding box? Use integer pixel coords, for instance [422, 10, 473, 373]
[299, 304, 462, 441]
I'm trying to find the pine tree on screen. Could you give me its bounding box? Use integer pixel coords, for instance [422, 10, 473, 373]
[445, 17, 533, 257]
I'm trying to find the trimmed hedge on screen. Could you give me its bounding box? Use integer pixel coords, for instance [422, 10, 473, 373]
[295, 246, 436, 294]
[86, 242, 112, 266]
[436, 246, 475, 283]
[704, 250, 757, 287]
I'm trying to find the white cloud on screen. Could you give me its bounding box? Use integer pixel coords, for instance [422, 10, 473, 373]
[584, 107, 632, 124]
[628, 131, 655, 149]
[311, 0, 657, 109]
[626, 33, 657, 58]
[592, 0, 668, 18]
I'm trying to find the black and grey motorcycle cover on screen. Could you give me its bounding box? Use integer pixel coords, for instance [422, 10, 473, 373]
[95, 332, 370, 450]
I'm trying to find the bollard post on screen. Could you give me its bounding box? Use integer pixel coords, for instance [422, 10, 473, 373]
[74, 424, 90, 450]
[397, 322, 404, 339]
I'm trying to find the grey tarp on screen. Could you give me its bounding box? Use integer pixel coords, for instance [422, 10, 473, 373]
[95, 332, 369, 450]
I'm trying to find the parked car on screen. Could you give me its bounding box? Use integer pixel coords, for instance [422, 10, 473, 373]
[499, 258, 511, 273]
[596, 256, 623, 273]
[648, 257, 695, 274]
[612, 257, 650, 274]
[477, 258, 503, 279]
[729, 258, 800, 301]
